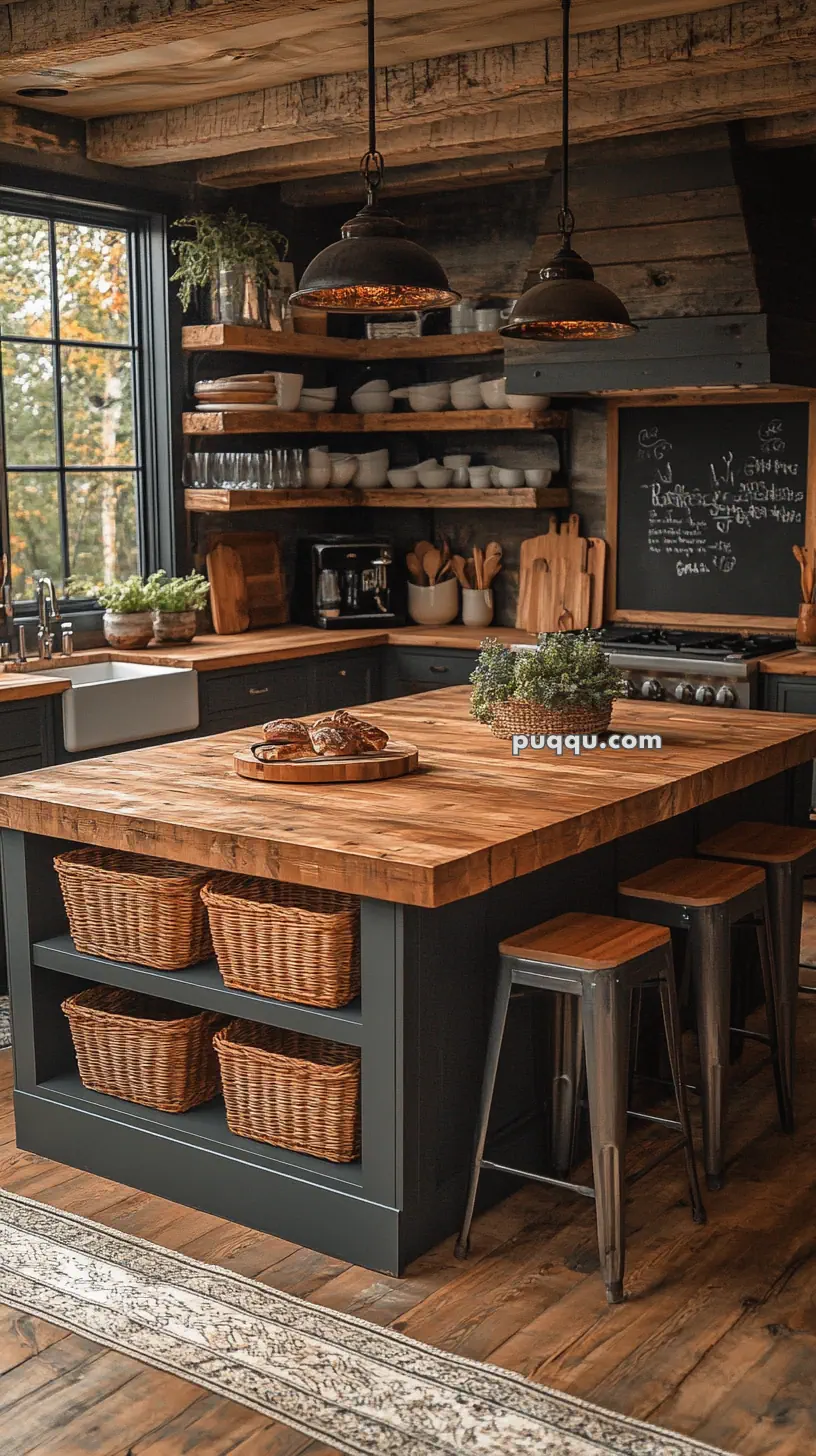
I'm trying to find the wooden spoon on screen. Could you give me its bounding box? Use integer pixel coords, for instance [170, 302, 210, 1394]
[472, 545, 485, 589]
[484, 554, 503, 586]
[451, 555, 470, 588]
[414, 539, 435, 566]
[423, 547, 442, 585]
[406, 551, 425, 584]
[794, 544, 809, 602]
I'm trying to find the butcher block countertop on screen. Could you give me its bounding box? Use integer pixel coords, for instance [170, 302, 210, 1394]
[758, 650, 816, 676]
[0, 625, 537, 700]
[1, 689, 814, 908]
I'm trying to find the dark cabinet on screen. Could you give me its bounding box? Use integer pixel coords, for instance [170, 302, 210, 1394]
[309, 650, 382, 713]
[384, 647, 478, 698]
[199, 662, 310, 734]
[761, 674, 816, 715]
[0, 698, 54, 989]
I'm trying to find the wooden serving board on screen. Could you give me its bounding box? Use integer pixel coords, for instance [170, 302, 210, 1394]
[206, 530, 288, 633]
[234, 740, 419, 784]
[517, 514, 606, 633]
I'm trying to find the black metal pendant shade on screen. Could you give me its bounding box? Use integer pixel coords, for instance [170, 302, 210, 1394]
[500, 0, 634, 342]
[290, 201, 459, 313]
[291, 0, 458, 314]
[500, 243, 635, 340]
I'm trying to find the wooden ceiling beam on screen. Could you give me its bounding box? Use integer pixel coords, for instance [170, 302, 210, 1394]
[278, 149, 554, 203]
[86, 0, 816, 167]
[744, 111, 816, 147]
[195, 58, 816, 187]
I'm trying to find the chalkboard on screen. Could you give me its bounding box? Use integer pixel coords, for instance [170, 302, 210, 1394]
[614, 401, 811, 620]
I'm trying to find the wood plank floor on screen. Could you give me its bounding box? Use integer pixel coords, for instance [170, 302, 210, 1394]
[3, 962, 816, 1455]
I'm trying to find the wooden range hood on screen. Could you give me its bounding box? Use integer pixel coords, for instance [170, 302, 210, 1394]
[504, 124, 816, 396]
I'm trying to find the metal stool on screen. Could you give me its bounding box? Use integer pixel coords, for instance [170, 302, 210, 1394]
[455, 912, 705, 1305]
[697, 821, 816, 1117]
[619, 856, 790, 1192]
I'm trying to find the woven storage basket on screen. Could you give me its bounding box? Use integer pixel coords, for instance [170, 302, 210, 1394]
[55, 848, 212, 970]
[214, 1020, 361, 1162]
[62, 985, 224, 1113]
[201, 875, 360, 1007]
[490, 699, 613, 739]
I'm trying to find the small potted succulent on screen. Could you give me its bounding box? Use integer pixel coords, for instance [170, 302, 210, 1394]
[171, 210, 289, 328]
[470, 631, 627, 739]
[71, 576, 155, 649]
[145, 571, 210, 644]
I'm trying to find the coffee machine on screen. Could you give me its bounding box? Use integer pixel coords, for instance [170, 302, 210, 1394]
[295, 536, 404, 629]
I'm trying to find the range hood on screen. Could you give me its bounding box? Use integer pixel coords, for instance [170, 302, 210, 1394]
[504, 125, 816, 396]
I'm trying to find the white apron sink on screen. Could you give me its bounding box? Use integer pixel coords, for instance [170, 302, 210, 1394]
[46, 661, 200, 753]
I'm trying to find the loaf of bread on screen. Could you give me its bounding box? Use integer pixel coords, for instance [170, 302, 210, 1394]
[254, 740, 315, 762]
[309, 709, 389, 755]
[262, 719, 311, 745]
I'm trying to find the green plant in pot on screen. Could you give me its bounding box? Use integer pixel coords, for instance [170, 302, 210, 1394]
[470, 631, 627, 739]
[171, 210, 289, 329]
[70, 575, 154, 650]
[145, 571, 210, 644]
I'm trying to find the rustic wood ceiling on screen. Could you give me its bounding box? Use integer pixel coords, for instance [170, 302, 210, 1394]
[0, 0, 813, 182]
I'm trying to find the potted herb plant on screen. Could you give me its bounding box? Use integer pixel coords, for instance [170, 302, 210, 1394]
[171, 210, 289, 329]
[145, 571, 210, 644]
[69, 576, 155, 650]
[470, 631, 627, 739]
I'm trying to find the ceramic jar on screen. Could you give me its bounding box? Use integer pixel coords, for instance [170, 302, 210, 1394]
[407, 579, 459, 626]
[102, 610, 153, 649]
[461, 588, 494, 629]
[152, 610, 197, 644]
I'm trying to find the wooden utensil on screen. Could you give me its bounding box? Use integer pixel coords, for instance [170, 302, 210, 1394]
[406, 552, 425, 584]
[472, 545, 485, 589]
[414, 540, 435, 567]
[451, 555, 470, 588]
[423, 547, 442, 585]
[793, 546, 808, 603]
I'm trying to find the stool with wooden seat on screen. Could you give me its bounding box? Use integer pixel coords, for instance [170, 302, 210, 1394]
[618, 857, 789, 1192]
[697, 821, 816, 1120]
[455, 912, 706, 1305]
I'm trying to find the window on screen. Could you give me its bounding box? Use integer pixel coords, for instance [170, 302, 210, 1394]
[0, 200, 171, 606]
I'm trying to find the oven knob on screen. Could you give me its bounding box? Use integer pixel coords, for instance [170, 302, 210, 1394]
[641, 678, 664, 700]
[715, 684, 738, 708]
[674, 681, 696, 703]
[695, 684, 715, 706]
[621, 676, 638, 698]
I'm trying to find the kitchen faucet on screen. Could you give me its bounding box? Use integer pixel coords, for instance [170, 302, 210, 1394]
[36, 576, 61, 661]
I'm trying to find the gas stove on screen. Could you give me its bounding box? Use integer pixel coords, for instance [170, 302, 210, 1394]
[596, 628, 794, 709]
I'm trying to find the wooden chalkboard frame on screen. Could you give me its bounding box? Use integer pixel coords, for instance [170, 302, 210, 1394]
[605, 388, 816, 631]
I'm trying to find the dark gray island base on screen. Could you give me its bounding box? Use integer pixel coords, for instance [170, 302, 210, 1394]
[1, 691, 815, 1274]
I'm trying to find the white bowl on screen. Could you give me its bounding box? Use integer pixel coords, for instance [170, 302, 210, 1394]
[351, 392, 393, 414]
[451, 393, 484, 411]
[443, 454, 471, 468]
[274, 371, 304, 411]
[495, 467, 525, 487]
[354, 378, 390, 394]
[479, 379, 508, 410]
[300, 398, 336, 414]
[468, 467, 493, 488]
[355, 469, 389, 489]
[387, 468, 419, 488]
[356, 448, 390, 466]
[309, 446, 329, 463]
[524, 467, 553, 487]
[408, 383, 450, 412]
[306, 468, 332, 489]
[419, 468, 453, 489]
[452, 373, 486, 388]
[506, 392, 548, 410]
[330, 459, 358, 486]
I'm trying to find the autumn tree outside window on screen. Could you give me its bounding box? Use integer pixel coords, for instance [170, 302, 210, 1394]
[0, 203, 156, 605]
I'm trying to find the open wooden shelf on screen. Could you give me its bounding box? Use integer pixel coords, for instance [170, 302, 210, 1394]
[183, 408, 567, 435]
[185, 486, 570, 512]
[183, 323, 505, 359]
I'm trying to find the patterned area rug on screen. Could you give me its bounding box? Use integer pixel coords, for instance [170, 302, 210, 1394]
[0, 996, 10, 1051]
[0, 1189, 729, 1455]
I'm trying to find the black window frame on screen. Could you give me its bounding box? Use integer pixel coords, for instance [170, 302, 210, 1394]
[0, 187, 175, 619]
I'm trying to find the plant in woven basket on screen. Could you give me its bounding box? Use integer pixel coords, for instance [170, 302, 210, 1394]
[470, 632, 627, 727]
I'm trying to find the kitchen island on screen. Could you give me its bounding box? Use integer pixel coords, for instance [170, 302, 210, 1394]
[1, 688, 815, 1274]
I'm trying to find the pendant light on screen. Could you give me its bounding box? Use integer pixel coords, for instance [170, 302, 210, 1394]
[290, 0, 459, 313]
[500, 0, 635, 341]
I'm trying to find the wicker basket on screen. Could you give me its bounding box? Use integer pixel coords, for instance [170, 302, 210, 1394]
[55, 848, 212, 970]
[490, 699, 613, 739]
[63, 985, 224, 1113]
[214, 1020, 361, 1162]
[201, 875, 360, 1008]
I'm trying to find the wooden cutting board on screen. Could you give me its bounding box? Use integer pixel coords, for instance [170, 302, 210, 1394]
[517, 514, 602, 633]
[207, 543, 250, 634]
[234, 741, 419, 784]
[206, 531, 288, 633]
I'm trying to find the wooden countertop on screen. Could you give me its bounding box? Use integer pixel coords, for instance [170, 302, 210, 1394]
[758, 650, 816, 676]
[0, 626, 535, 702]
[1, 689, 814, 908]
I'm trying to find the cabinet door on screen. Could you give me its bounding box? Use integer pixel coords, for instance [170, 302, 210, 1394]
[768, 678, 816, 716]
[388, 648, 478, 691]
[200, 664, 309, 734]
[309, 652, 381, 713]
[0, 702, 51, 769]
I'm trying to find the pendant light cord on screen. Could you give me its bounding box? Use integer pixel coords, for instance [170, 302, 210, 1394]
[360, 0, 384, 204]
[557, 0, 575, 248]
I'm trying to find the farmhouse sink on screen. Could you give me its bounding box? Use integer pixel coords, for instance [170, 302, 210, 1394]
[46, 661, 200, 753]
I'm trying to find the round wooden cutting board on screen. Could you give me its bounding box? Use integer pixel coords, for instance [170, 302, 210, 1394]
[234, 740, 419, 784]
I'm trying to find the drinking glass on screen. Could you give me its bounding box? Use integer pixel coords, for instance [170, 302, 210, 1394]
[289, 448, 305, 490]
